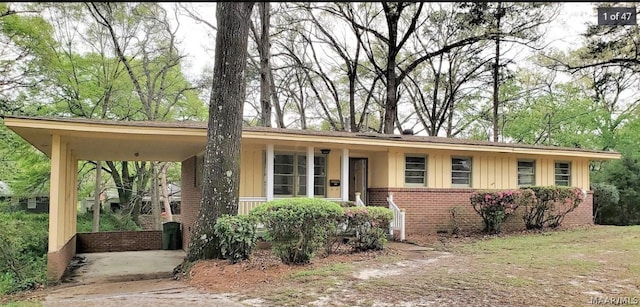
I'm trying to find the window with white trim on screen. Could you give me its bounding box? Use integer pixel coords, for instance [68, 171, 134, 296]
[451, 157, 472, 186]
[274, 153, 326, 197]
[405, 155, 427, 185]
[517, 160, 536, 187]
[555, 162, 571, 186]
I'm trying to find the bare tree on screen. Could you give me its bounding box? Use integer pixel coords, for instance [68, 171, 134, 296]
[86, 2, 204, 224]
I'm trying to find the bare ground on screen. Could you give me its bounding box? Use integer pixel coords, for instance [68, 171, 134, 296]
[4, 225, 640, 306]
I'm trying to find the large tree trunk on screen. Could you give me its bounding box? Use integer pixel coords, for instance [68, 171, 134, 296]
[259, 2, 272, 127]
[383, 58, 398, 134]
[187, 2, 254, 261]
[492, 2, 503, 142]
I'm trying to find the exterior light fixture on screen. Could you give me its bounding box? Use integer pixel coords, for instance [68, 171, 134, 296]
[320, 149, 331, 155]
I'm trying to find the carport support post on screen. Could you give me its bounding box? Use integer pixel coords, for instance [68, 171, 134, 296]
[266, 144, 274, 201]
[47, 134, 78, 281]
[307, 146, 314, 197]
[341, 148, 349, 201]
[49, 134, 67, 252]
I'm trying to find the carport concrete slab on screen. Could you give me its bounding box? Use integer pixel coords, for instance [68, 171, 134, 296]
[68, 250, 186, 284]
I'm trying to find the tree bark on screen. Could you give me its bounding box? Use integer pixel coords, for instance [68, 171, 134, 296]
[151, 162, 161, 230]
[92, 161, 101, 232]
[259, 2, 272, 127]
[492, 2, 504, 142]
[161, 162, 173, 222]
[187, 2, 254, 261]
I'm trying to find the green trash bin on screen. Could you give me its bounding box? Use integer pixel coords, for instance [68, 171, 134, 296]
[162, 221, 182, 250]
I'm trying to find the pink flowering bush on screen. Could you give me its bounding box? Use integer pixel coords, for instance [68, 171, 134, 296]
[520, 186, 585, 229]
[470, 189, 526, 234]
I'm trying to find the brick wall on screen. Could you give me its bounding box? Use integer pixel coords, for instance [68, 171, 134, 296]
[181, 156, 200, 251]
[76, 231, 162, 253]
[139, 214, 183, 231]
[47, 235, 76, 281]
[369, 187, 594, 235]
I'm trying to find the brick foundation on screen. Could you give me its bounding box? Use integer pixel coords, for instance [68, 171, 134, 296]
[181, 156, 200, 251]
[369, 188, 594, 235]
[47, 235, 76, 281]
[76, 231, 162, 253]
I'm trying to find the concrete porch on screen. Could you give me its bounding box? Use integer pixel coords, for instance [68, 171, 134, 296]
[65, 250, 186, 284]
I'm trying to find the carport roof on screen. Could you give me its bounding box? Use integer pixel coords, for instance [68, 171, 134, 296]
[3, 115, 621, 161]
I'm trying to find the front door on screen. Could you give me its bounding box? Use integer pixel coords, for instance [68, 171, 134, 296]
[349, 158, 368, 204]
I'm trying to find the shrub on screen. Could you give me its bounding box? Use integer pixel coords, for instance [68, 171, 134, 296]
[213, 215, 257, 263]
[76, 211, 141, 232]
[591, 182, 620, 225]
[470, 190, 525, 234]
[520, 186, 585, 229]
[0, 212, 48, 295]
[250, 198, 344, 264]
[448, 205, 474, 235]
[343, 206, 393, 251]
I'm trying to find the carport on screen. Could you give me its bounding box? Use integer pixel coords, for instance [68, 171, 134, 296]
[4, 116, 208, 281]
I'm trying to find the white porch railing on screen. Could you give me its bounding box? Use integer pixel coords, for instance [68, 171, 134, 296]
[355, 192, 365, 207]
[238, 197, 267, 215]
[387, 194, 406, 241]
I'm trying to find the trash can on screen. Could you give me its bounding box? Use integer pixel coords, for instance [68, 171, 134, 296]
[162, 221, 182, 250]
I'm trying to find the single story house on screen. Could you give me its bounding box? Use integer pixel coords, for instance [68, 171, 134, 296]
[3, 116, 621, 280]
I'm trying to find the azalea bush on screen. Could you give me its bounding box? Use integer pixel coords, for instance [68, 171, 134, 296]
[250, 198, 344, 264]
[521, 186, 585, 229]
[470, 189, 533, 234]
[213, 215, 257, 263]
[343, 206, 393, 251]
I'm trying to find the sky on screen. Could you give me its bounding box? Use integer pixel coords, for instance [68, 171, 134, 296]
[168, 2, 599, 79]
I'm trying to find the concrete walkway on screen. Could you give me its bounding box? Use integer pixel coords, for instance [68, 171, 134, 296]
[67, 250, 186, 284]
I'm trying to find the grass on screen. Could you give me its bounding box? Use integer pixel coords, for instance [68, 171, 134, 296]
[259, 225, 640, 306]
[289, 262, 352, 279]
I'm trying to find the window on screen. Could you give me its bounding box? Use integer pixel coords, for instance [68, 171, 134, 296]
[405, 155, 426, 185]
[555, 162, 571, 186]
[297, 156, 327, 196]
[27, 198, 37, 209]
[274, 153, 326, 197]
[517, 160, 536, 187]
[451, 157, 472, 186]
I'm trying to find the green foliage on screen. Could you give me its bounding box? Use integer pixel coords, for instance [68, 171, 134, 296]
[343, 206, 393, 251]
[0, 212, 48, 295]
[76, 211, 141, 232]
[502, 79, 605, 150]
[520, 186, 585, 229]
[591, 182, 620, 225]
[213, 215, 257, 263]
[250, 198, 344, 264]
[470, 190, 527, 234]
[592, 156, 640, 226]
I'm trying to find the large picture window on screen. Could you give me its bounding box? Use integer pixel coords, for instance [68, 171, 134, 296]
[274, 153, 326, 197]
[517, 160, 536, 187]
[405, 155, 426, 185]
[555, 162, 571, 186]
[451, 157, 472, 187]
